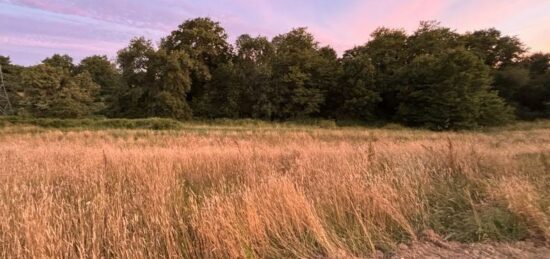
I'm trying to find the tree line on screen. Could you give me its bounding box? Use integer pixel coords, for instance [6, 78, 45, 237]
[1, 18, 549, 130]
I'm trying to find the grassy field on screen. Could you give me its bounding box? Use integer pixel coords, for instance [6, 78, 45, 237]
[0, 120, 549, 258]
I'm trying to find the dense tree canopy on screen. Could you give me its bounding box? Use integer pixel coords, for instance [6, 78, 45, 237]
[20, 64, 100, 118]
[233, 34, 275, 118]
[362, 28, 408, 119]
[115, 37, 194, 119]
[337, 47, 379, 120]
[161, 17, 232, 116]
[463, 28, 525, 69]
[397, 49, 513, 129]
[407, 21, 462, 59]
[42, 54, 76, 74]
[268, 28, 340, 119]
[0, 56, 24, 113]
[2, 18, 549, 129]
[77, 55, 123, 114]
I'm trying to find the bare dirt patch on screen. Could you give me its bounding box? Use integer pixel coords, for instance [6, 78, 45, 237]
[385, 230, 550, 259]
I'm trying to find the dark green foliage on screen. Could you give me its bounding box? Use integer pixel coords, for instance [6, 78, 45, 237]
[77, 55, 123, 114]
[477, 91, 516, 127]
[493, 53, 550, 119]
[269, 28, 337, 119]
[494, 67, 530, 101]
[397, 49, 513, 130]
[42, 54, 76, 74]
[20, 64, 100, 118]
[518, 53, 550, 119]
[0, 56, 9, 67]
[3, 19, 548, 129]
[519, 72, 550, 119]
[192, 62, 240, 118]
[114, 37, 155, 117]
[161, 17, 231, 65]
[338, 47, 380, 120]
[527, 53, 550, 75]
[462, 29, 531, 121]
[363, 28, 408, 118]
[0, 56, 25, 113]
[117, 37, 156, 89]
[316, 46, 342, 118]
[407, 21, 462, 59]
[233, 34, 275, 119]
[0, 116, 183, 130]
[144, 49, 193, 120]
[160, 17, 232, 116]
[463, 28, 525, 69]
[115, 38, 193, 120]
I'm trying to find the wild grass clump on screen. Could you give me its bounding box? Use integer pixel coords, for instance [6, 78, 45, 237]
[0, 124, 548, 258]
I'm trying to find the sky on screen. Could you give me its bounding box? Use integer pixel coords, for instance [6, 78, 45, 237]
[1, 0, 549, 66]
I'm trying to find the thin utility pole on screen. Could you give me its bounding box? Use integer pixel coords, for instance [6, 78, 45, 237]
[0, 64, 14, 115]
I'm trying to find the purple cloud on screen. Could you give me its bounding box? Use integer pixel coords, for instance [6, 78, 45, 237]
[0, 0, 548, 65]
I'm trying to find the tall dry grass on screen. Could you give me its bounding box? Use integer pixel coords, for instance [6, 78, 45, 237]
[0, 125, 549, 258]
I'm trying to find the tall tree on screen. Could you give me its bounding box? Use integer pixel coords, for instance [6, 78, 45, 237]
[117, 37, 156, 89]
[397, 49, 513, 129]
[21, 64, 65, 117]
[493, 66, 530, 104]
[463, 28, 525, 69]
[144, 49, 194, 119]
[316, 46, 342, 118]
[42, 54, 75, 74]
[49, 71, 101, 118]
[526, 53, 550, 76]
[77, 55, 123, 115]
[337, 47, 380, 120]
[21, 64, 100, 118]
[233, 34, 275, 118]
[161, 17, 232, 116]
[270, 28, 331, 119]
[161, 17, 231, 66]
[364, 28, 408, 118]
[515, 53, 550, 118]
[491, 53, 550, 119]
[191, 62, 239, 118]
[407, 21, 462, 59]
[116, 37, 193, 119]
[115, 37, 156, 117]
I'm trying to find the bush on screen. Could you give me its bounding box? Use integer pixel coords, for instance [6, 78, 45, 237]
[0, 116, 183, 130]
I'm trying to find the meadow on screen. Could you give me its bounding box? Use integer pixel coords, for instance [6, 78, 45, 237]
[0, 120, 549, 258]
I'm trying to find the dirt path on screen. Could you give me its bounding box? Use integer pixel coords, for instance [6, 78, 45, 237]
[383, 231, 550, 259]
[389, 241, 550, 259]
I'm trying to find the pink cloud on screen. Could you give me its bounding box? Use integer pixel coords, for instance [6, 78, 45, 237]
[1, 35, 124, 53]
[6, 0, 195, 31]
[11, 0, 88, 16]
[384, 0, 452, 28]
[512, 13, 550, 52]
[2, 0, 549, 65]
[448, 0, 549, 31]
[298, 1, 459, 54]
[306, 0, 550, 54]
